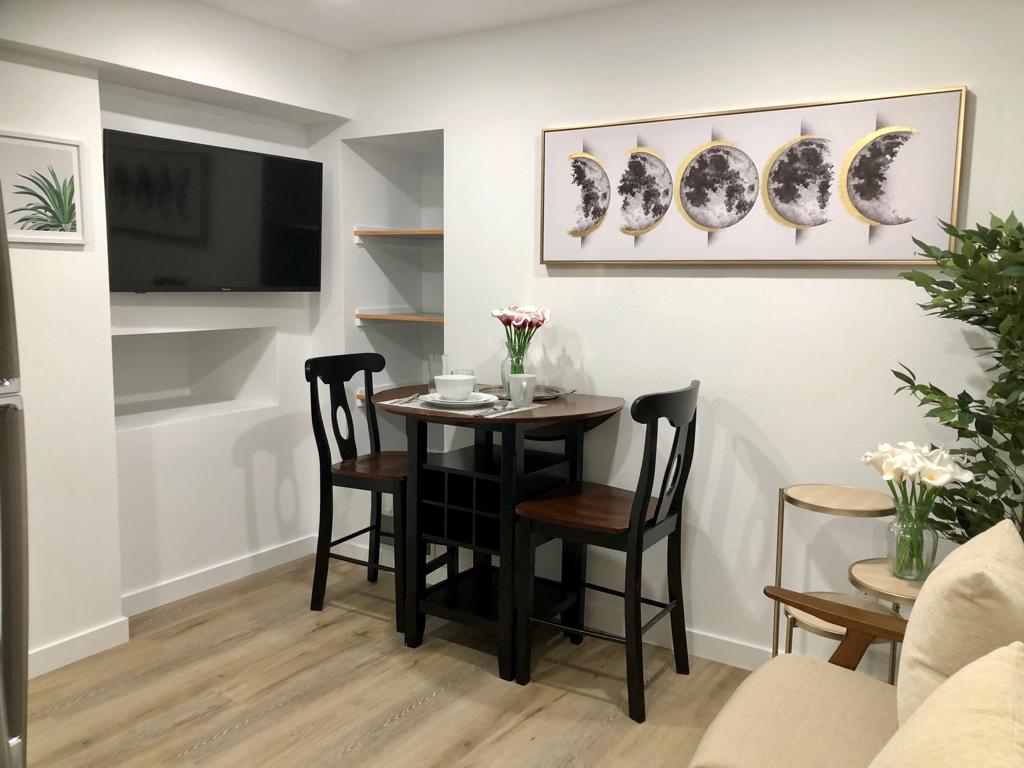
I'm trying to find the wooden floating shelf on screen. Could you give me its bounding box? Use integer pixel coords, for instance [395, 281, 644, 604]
[354, 311, 444, 325]
[353, 228, 443, 239]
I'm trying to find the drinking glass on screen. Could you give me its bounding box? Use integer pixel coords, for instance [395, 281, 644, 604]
[428, 354, 448, 392]
[508, 374, 537, 407]
[451, 368, 474, 376]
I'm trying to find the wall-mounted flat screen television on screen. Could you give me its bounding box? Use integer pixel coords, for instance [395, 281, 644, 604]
[103, 130, 322, 292]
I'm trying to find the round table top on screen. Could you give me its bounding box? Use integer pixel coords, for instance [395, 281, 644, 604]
[849, 557, 923, 605]
[373, 384, 625, 427]
[784, 590, 893, 643]
[783, 484, 895, 518]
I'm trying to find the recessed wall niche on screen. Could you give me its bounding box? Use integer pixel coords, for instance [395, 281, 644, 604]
[111, 327, 278, 429]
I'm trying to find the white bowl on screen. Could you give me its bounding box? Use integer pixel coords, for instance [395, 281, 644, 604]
[434, 374, 475, 401]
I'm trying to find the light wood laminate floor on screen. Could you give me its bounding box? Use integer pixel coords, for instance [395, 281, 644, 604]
[28, 557, 748, 767]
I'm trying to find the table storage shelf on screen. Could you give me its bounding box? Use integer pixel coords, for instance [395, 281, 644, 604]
[421, 565, 573, 630]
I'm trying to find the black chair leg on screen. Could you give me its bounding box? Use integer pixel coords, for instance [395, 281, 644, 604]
[367, 492, 382, 583]
[624, 547, 646, 723]
[667, 528, 690, 675]
[515, 518, 535, 685]
[561, 540, 587, 644]
[446, 545, 460, 581]
[392, 488, 406, 634]
[310, 477, 333, 611]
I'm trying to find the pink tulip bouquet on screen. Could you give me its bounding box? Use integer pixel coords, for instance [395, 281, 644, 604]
[491, 305, 551, 376]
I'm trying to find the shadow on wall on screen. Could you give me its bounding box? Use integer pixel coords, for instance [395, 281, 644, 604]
[682, 395, 793, 640]
[231, 412, 313, 553]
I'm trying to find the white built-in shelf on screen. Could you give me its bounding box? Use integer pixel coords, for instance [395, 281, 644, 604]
[112, 327, 278, 430]
[353, 228, 443, 241]
[354, 310, 444, 326]
[115, 399, 277, 431]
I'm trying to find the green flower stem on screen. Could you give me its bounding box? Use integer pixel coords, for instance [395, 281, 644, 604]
[893, 497, 933, 578]
[503, 324, 536, 374]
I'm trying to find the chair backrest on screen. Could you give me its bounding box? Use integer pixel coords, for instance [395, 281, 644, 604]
[628, 381, 699, 535]
[305, 353, 386, 472]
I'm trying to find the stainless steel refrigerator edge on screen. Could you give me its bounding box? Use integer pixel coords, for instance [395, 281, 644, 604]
[0, 186, 28, 768]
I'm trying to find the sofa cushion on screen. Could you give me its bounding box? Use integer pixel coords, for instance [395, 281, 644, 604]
[688, 654, 896, 768]
[898, 519, 1024, 723]
[871, 642, 1024, 768]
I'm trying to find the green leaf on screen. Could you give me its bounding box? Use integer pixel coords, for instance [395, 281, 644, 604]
[892, 369, 914, 386]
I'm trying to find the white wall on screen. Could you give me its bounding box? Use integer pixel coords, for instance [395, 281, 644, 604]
[0, 54, 128, 676]
[101, 85, 322, 616]
[342, 0, 1024, 668]
[0, 0, 354, 122]
[0, 0, 354, 669]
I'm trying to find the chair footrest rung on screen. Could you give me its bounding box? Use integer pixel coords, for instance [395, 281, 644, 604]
[424, 552, 451, 574]
[330, 527, 393, 548]
[330, 526, 375, 546]
[327, 552, 395, 573]
[527, 616, 626, 645]
[640, 600, 676, 635]
[583, 581, 670, 610]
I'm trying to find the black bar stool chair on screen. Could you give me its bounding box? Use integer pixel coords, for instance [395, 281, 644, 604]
[306, 353, 406, 630]
[514, 381, 699, 723]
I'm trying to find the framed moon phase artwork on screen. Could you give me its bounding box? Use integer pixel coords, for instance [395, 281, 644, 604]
[540, 87, 966, 265]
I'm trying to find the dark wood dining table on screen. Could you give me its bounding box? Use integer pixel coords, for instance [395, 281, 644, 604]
[374, 384, 624, 680]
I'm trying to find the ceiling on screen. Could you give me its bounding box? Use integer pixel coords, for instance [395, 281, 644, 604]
[200, 0, 648, 52]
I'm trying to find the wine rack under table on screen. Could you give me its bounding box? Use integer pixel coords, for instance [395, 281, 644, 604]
[413, 444, 575, 632]
[418, 445, 567, 555]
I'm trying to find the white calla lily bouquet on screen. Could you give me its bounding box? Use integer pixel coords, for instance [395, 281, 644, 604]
[861, 441, 974, 578]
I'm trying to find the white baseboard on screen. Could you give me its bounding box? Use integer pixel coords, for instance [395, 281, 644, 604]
[683, 628, 770, 671]
[29, 616, 130, 678]
[121, 534, 773, 675]
[121, 535, 317, 616]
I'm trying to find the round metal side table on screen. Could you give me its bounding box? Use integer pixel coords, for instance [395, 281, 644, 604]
[848, 557, 923, 681]
[772, 484, 897, 680]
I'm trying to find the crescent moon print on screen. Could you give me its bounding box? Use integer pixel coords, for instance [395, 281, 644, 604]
[841, 126, 918, 226]
[676, 142, 758, 232]
[763, 137, 835, 228]
[567, 152, 610, 237]
[618, 148, 672, 236]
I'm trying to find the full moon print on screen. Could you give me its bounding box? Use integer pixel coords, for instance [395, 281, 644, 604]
[567, 153, 610, 237]
[677, 143, 758, 231]
[618, 149, 672, 235]
[843, 128, 917, 225]
[765, 137, 835, 227]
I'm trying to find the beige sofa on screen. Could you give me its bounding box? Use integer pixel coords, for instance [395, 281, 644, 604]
[689, 519, 1024, 768]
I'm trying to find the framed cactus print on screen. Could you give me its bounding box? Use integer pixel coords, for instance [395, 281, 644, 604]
[0, 132, 84, 246]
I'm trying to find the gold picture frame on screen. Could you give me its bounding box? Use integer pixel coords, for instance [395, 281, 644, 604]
[540, 86, 966, 267]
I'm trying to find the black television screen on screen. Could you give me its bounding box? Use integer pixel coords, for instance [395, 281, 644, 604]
[103, 130, 322, 292]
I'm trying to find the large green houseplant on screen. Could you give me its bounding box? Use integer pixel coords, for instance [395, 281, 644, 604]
[894, 214, 1024, 543]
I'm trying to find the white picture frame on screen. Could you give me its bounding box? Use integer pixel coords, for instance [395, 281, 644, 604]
[0, 131, 85, 246]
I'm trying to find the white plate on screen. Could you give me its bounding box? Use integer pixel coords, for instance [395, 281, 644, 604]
[420, 391, 499, 409]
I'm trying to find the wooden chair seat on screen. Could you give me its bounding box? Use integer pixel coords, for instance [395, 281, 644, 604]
[332, 451, 408, 483]
[516, 481, 656, 534]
